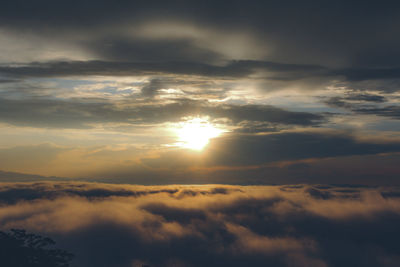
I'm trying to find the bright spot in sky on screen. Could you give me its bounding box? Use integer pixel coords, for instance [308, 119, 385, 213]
[175, 118, 224, 150]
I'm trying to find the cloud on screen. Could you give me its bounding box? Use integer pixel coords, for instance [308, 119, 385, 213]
[3, 60, 400, 95]
[343, 93, 386, 103]
[324, 93, 387, 109]
[2, 1, 400, 67]
[1, 130, 400, 185]
[86, 37, 224, 64]
[0, 97, 324, 129]
[140, 78, 164, 97]
[0, 182, 399, 266]
[324, 92, 400, 120]
[1, 1, 400, 95]
[353, 106, 400, 120]
[0, 60, 326, 79]
[142, 131, 400, 168]
[335, 67, 400, 81]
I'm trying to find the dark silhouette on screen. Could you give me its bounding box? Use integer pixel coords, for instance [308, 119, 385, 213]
[0, 229, 73, 267]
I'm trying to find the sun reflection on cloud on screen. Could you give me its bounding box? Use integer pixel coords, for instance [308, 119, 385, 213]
[172, 117, 226, 150]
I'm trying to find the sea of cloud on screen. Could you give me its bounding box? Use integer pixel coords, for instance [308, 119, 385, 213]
[0, 182, 399, 266]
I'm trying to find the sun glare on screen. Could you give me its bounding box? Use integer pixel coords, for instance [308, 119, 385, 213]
[175, 118, 224, 150]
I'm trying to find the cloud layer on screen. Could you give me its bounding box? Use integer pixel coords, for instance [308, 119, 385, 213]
[0, 182, 399, 267]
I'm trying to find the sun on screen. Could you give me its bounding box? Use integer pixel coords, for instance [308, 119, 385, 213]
[175, 118, 224, 150]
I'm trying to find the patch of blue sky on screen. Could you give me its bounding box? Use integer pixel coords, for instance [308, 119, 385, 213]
[30, 77, 97, 88]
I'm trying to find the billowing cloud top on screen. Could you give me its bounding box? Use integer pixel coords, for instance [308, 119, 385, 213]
[0, 182, 400, 266]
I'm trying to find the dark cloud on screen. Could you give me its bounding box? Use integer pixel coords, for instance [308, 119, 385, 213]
[305, 187, 334, 200]
[323, 93, 400, 120]
[87, 38, 224, 64]
[0, 60, 326, 79]
[344, 93, 386, 103]
[141, 203, 207, 224]
[3, 60, 400, 95]
[1, 1, 399, 65]
[331, 78, 400, 94]
[175, 187, 243, 198]
[206, 103, 324, 125]
[120, 132, 400, 185]
[140, 78, 165, 97]
[0, 97, 324, 128]
[325, 97, 357, 109]
[335, 67, 400, 81]
[1, 1, 399, 69]
[232, 122, 280, 133]
[323, 93, 387, 111]
[0, 182, 400, 266]
[0, 182, 241, 204]
[3, 59, 400, 102]
[354, 106, 400, 119]
[203, 131, 400, 166]
[0, 79, 19, 83]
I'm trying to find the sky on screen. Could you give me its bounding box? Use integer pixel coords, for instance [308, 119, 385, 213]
[1, 1, 400, 184]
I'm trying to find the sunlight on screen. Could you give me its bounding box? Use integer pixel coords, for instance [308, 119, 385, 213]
[175, 117, 224, 150]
